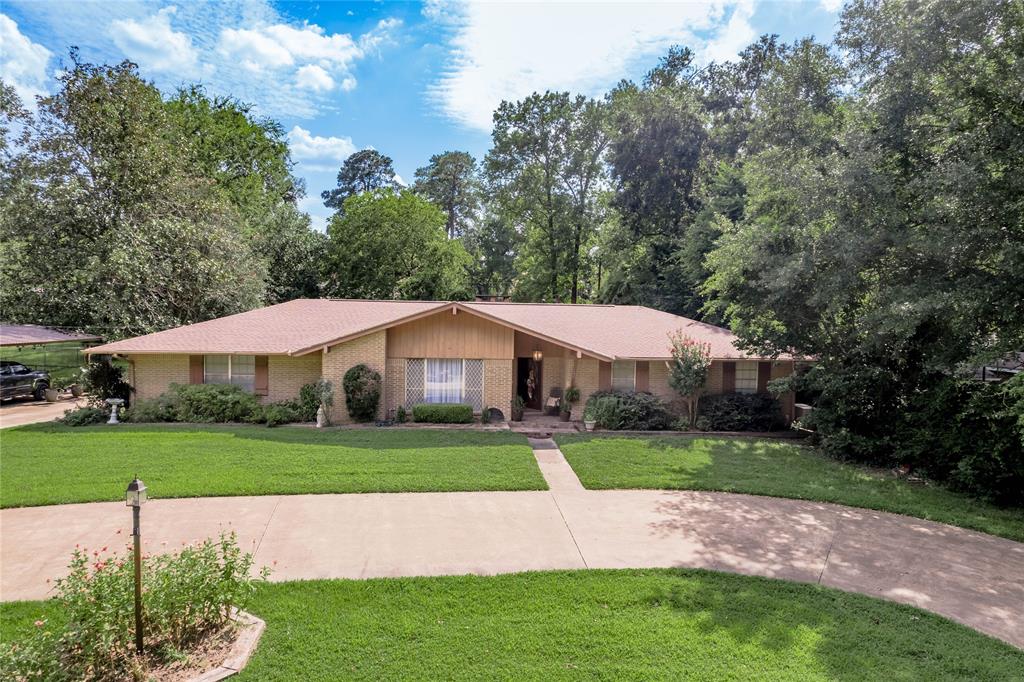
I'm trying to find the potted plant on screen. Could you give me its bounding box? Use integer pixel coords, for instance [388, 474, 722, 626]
[582, 402, 596, 432]
[43, 382, 59, 402]
[562, 387, 581, 422]
[68, 382, 84, 398]
[511, 395, 525, 422]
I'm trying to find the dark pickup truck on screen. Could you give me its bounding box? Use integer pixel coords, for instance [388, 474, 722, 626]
[0, 360, 50, 401]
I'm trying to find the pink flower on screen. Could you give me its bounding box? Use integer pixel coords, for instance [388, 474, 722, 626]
[34, 620, 44, 627]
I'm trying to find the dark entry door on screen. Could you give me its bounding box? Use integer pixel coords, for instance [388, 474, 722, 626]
[516, 357, 543, 410]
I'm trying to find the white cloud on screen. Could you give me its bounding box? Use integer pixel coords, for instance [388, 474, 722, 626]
[428, 1, 764, 131]
[820, 0, 844, 11]
[704, 1, 757, 64]
[0, 13, 52, 106]
[295, 64, 335, 92]
[393, 173, 406, 187]
[219, 22, 362, 71]
[359, 17, 402, 53]
[11, 1, 401, 120]
[287, 125, 357, 162]
[109, 6, 201, 75]
[215, 17, 400, 108]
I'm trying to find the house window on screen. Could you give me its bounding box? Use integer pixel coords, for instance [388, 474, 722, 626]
[406, 358, 484, 411]
[612, 360, 636, 392]
[735, 360, 758, 394]
[204, 355, 255, 392]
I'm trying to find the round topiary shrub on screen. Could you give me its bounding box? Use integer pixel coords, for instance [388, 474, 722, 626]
[342, 364, 381, 422]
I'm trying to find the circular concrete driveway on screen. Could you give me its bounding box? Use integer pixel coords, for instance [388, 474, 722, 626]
[2, 438, 1022, 650]
[3, 487, 1022, 649]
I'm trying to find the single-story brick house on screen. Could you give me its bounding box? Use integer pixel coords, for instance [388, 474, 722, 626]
[85, 299, 798, 424]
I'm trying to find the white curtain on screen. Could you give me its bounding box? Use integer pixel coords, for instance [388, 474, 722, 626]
[425, 359, 463, 403]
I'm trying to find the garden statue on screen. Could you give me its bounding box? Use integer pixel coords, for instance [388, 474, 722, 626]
[106, 398, 124, 425]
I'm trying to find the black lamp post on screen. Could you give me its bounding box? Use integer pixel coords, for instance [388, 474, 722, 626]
[125, 477, 147, 654]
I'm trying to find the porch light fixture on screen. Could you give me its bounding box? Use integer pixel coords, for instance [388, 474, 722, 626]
[125, 477, 147, 653]
[532, 350, 543, 362]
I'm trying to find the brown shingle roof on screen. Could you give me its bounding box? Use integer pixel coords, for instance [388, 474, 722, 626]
[462, 302, 773, 360]
[86, 299, 784, 360]
[86, 300, 448, 356]
[0, 324, 101, 347]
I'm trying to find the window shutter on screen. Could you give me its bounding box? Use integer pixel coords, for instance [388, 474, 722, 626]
[757, 361, 772, 393]
[598, 361, 612, 390]
[635, 361, 650, 392]
[189, 355, 204, 384]
[722, 361, 736, 394]
[254, 356, 269, 396]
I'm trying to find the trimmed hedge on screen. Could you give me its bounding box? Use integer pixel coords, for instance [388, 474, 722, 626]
[412, 403, 474, 423]
[582, 391, 671, 431]
[698, 393, 784, 432]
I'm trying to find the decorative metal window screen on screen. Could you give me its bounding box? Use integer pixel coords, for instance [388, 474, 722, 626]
[405, 359, 425, 407]
[735, 361, 758, 394]
[404, 358, 484, 411]
[464, 359, 484, 411]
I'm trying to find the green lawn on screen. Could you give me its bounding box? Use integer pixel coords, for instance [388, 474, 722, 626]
[0, 425, 545, 507]
[4, 570, 1021, 680]
[556, 435, 1024, 542]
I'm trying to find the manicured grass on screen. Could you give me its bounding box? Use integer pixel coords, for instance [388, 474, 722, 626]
[556, 435, 1024, 542]
[0, 425, 545, 507]
[5, 570, 1021, 679]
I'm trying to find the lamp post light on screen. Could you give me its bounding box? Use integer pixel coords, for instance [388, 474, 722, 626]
[125, 477, 147, 654]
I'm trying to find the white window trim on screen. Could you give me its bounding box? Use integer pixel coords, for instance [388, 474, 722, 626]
[612, 360, 637, 392]
[204, 355, 255, 388]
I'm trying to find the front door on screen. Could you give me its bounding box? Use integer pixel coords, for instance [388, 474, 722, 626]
[516, 357, 543, 410]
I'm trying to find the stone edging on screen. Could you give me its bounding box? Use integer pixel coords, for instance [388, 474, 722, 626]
[189, 611, 265, 682]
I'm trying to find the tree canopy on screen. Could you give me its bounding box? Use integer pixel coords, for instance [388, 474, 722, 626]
[321, 149, 398, 210]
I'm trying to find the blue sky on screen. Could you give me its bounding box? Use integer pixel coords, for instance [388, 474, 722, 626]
[1, 0, 842, 230]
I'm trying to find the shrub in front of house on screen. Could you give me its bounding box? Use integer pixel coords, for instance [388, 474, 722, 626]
[169, 383, 262, 423]
[412, 403, 474, 423]
[82, 360, 133, 407]
[0, 532, 265, 681]
[259, 401, 303, 427]
[59, 405, 109, 426]
[343, 364, 381, 422]
[698, 393, 785, 432]
[583, 391, 671, 430]
[297, 382, 322, 421]
[124, 391, 180, 423]
[124, 384, 260, 424]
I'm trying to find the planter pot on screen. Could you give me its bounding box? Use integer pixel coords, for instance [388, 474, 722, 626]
[559, 411, 571, 422]
[44, 388, 59, 402]
[69, 384, 84, 398]
[511, 409, 523, 422]
[584, 420, 596, 432]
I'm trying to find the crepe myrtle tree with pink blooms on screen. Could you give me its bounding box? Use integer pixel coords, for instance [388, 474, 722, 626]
[667, 331, 712, 428]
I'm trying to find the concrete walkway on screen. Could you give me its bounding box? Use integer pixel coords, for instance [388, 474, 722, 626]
[1, 439, 1022, 650]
